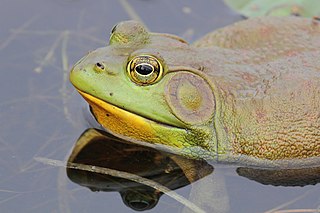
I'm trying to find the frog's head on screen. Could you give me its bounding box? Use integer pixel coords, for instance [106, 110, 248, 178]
[70, 21, 217, 154]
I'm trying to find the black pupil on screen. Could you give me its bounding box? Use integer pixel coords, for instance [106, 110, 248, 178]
[135, 64, 153, 75]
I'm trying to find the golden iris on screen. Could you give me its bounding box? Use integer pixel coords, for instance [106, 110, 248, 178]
[127, 55, 163, 85]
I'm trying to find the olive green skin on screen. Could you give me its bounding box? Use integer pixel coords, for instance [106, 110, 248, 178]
[70, 17, 320, 168]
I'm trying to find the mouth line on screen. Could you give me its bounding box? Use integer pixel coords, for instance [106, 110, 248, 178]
[75, 89, 186, 130]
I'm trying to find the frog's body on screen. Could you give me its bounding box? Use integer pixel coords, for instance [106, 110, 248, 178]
[70, 17, 320, 168]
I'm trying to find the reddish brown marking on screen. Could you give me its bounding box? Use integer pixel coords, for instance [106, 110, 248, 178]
[241, 72, 257, 83]
[285, 50, 298, 57]
[259, 26, 274, 37]
[255, 109, 267, 123]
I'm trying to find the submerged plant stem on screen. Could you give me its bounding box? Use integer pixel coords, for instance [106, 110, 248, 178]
[35, 157, 206, 213]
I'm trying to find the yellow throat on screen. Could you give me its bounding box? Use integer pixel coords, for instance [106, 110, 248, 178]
[77, 90, 188, 148]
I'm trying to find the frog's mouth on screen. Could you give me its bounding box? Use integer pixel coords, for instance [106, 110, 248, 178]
[76, 90, 188, 148]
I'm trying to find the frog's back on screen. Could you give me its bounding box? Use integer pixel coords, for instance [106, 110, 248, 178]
[192, 17, 320, 164]
[193, 16, 320, 52]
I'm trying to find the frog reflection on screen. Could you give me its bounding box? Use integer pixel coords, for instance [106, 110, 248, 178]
[66, 128, 213, 211]
[237, 166, 320, 187]
[66, 128, 320, 211]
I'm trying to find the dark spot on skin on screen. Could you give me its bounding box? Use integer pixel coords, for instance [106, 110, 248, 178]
[291, 12, 300, 17]
[109, 92, 113, 96]
[199, 66, 205, 71]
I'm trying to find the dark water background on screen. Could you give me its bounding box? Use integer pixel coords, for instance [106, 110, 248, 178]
[1, 0, 319, 212]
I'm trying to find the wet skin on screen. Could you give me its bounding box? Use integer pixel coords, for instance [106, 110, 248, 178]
[70, 17, 320, 168]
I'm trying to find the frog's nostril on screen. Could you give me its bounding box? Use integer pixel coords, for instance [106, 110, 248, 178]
[96, 62, 104, 69]
[94, 62, 106, 72]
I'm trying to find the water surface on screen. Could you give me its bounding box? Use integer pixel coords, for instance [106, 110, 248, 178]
[1, 0, 319, 212]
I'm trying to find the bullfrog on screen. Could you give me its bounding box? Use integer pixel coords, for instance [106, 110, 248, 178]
[70, 17, 320, 168]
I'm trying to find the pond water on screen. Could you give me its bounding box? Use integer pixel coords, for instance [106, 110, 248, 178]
[1, 0, 319, 212]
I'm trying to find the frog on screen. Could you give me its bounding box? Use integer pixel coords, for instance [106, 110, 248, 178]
[70, 17, 320, 168]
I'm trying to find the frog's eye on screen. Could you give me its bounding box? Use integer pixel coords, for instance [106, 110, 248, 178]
[127, 55, 163, 85]
[94, 62, 105, 72]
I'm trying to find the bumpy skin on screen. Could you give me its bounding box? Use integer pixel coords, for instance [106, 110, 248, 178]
[70, 17, 320, 168]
